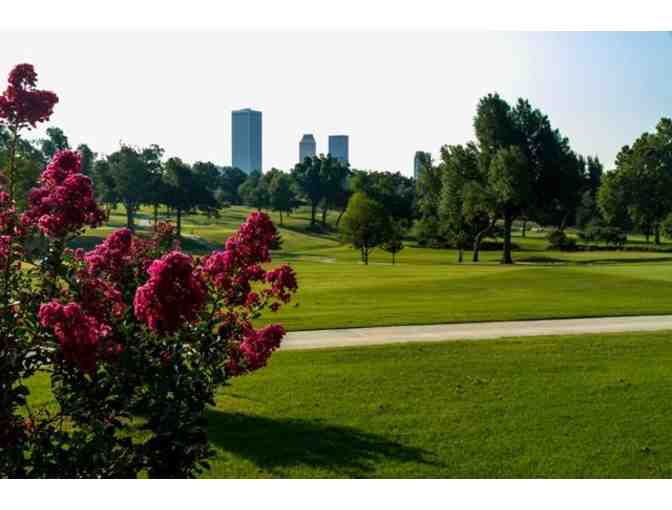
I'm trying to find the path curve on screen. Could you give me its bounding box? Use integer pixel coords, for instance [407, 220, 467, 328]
[282, 315, 672, 350]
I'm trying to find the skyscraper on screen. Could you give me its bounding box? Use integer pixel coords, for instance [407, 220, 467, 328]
[299, 134, 316, 163]
[328, 135, 349, 164]
[231, 108, 262, 174]
[414, 151, 431, 179]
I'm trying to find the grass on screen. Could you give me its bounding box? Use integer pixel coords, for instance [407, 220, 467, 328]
[74, 205, 672, 331]
[26, 330, 672, 477]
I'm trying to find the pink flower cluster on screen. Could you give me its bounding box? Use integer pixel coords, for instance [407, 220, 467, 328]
[134, 251, 207, 334]
[22, 150, 106, 238]
[202, 212, 287, 308]
[239, 324, 286, 371]
[38, 301, 113, 373]
[264, 264, 298, 306]
[0, 63, 58, 128]
[0, 234, 11, 267]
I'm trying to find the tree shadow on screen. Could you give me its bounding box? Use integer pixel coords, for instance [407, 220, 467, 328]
[206, 409, 440, 477]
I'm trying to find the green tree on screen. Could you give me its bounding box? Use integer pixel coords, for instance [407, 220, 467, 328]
[141, 145, 166, 224]
[489, 146, 532, 264]
[415, 153, 444, 246]
[164, 157, 196, 237]
[439, 143, 491, 263]
[77, 143, 96, 177]
[292, 154, 343, 227]
[381, 220, 406, 264]
[319, 156, 350, 227]
[600, 119, 672, 243]
[267, 170, 298, 225]
[219, 166, 248, 205]
[340, 192, 391, 265]
[39, 126, 70, 160]
[103, 145, 154, 230]
[238, 170, 269, 211]
[192, 161, 222, 218]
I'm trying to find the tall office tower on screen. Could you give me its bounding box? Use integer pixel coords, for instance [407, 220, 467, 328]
[232, 108, 262, 174]
[328, 135, 349, 164]
[414, 150, 431, 179]
[299, 134, 316, 163]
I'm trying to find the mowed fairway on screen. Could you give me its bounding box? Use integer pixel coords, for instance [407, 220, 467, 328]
[266, 261, 672, 330]
[80, 206, 672, 332]
[25, 330, 672, 478]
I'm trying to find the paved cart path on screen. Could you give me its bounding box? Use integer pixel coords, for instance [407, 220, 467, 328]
[281, 315, 672, 350]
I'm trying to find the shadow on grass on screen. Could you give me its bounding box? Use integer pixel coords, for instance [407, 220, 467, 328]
[207, 410, 439, 477]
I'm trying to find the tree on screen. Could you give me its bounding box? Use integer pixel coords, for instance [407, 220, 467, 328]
[319, 156, 350, 226]
[219, 166, 248, 205]
[238, 170, 269, 211]
[141, 145, 166, 224]
[39, 126, 69, 159]
[351, 169, 415, 223]
[472, 92, 583, 262]
[192, 161, 222, 218]
[382, 220, 405, 264]
[340, 192, 391, 265]
[415, 153, 444, 246]
[267, 170, 298, 225]
[164, 157, 203, 237]
[77, 143, 96, 177]
[103, 145, 154, 230]
[439, 143, 491, 262]
[292, 154, 344, 227]
[489, 146, 532, 264]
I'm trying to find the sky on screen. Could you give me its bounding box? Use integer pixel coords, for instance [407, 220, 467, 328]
[0, 31, 670, 175]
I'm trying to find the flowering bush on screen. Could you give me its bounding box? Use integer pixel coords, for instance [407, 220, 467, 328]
[0, 65, 298, 478]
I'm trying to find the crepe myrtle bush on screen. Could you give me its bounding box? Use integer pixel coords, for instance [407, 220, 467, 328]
[0, 67, 297, 478]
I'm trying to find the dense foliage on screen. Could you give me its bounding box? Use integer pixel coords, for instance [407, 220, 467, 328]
[0, 64, 298, 478]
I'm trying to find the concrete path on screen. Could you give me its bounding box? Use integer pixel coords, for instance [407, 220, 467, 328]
[281, 315, 672, 350]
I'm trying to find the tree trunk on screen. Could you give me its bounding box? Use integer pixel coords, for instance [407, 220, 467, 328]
[279, 211, 284, 226]
[363, 246, 369, 265]
[335, 207, 346, 227]
[473, 217, 496, 263]
[7, 124, 18, 200]
[176, 208, 182, 238]
[522, 219, 527, 238]
[126, 205, 135, 231]
[321, 206, 328, 227]
[310, 203, 317, 226]
[655, 224, 661, 245]
[502, 212, 514, 264]
[458, 247, 463, 263]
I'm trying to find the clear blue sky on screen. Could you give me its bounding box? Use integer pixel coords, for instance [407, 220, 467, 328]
[0, 31, 669, 175]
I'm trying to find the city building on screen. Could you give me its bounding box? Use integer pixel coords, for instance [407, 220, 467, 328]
[414, 150, 431, 179]
[299, 134, 316, 163]
[328, 135, 349, 164]
[231, 108, 262, 174]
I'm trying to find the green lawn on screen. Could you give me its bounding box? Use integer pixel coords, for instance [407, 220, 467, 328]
[27, 330, 672, 477]
[77, 206, 672, 331]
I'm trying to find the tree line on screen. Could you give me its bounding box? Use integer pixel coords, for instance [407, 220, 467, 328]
[3, 96, 671, 264]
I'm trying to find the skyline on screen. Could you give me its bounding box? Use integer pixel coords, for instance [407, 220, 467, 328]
[0, 31, 670, 175]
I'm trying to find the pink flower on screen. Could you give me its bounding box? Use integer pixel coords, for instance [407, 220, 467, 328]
[133, 251, 207, 334]
[229, 324, 285, 375]
[264, 264, 298, 304]
[0, 64, 58, 129]
[38, 300, 113, 373]
[22, 150, 105, 238]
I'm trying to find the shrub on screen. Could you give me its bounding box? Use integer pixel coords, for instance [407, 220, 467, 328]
[0, 64, 298, 478]
[547, 229, 577, 251]
[578, 223, 627, 248]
